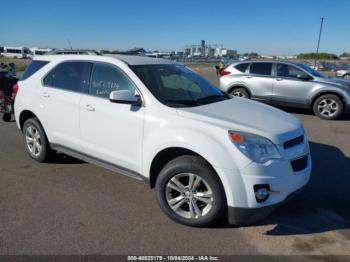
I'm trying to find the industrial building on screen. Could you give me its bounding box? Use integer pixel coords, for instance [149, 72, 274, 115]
[184, 40, 237, 58]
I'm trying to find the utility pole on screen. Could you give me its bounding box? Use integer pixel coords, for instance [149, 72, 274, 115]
[315, 17, 324, 67]
[66, 38, 73, 50]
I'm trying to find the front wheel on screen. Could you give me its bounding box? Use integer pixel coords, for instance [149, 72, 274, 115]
[343, 74, 350, 80]
[313, 94, 343, 120]
[155, 156, 226, 227]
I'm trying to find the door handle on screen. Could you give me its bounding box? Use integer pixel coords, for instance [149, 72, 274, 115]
[85, 104, 95, 112]
[276, 78, 283, 81]
[42, 92, 50, 98]
[246, 75, 253, 78]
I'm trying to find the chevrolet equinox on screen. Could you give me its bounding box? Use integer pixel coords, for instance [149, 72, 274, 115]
[14, 55, 312, 227]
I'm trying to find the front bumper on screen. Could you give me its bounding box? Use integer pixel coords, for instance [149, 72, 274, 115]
[214, 137, 312, 225]
[228, 185, 306, 225]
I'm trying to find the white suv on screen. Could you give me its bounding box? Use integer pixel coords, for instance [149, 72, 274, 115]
[14, 55, 312, 227]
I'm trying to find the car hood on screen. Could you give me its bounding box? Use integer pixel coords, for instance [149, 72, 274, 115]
[316, 76, 350, 88]
[177, 98, 304, 145]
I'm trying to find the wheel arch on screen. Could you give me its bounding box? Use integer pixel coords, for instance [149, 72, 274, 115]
[19, 110, 39, 130]
[149, 147, 211, 189]
[310, 90, 346, 110]
[148, 145, 238, 207]
[227, 85, 252, 97]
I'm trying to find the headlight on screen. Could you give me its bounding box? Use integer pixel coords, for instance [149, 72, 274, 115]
[228, 131, 281, 163]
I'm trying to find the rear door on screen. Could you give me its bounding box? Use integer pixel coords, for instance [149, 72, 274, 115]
[41, 61, 91, 151]
[272, 63, 314, 107]
[244, 62, 273, 102]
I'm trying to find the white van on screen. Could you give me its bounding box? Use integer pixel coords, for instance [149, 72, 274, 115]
[1, 47, 31, 58]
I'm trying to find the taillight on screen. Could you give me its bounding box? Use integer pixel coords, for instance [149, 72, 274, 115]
[13, 83, 19, 99]
[219, 66, 230, 77]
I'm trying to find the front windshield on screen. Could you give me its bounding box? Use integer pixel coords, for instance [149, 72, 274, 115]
[298, 63, 327, 78]
[131, 64, 228, 107]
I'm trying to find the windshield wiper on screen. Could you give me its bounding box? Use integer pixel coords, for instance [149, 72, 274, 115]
[164, 99, 200, 106]
[196, 94, 228, 102]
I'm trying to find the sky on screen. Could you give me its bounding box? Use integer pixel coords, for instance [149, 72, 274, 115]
[1, 0, 349, 55]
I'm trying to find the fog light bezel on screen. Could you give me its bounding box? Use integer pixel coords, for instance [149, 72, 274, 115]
[254, 184, 270, 203]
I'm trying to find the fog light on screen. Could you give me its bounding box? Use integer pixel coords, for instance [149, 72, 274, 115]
[254, 184, 270, 202]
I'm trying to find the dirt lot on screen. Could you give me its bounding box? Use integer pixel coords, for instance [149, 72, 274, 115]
[0, 65, 349, 256]
[0, 57, 30, 72]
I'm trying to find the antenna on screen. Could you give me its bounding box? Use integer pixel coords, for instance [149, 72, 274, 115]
[66, 38, 73, 50]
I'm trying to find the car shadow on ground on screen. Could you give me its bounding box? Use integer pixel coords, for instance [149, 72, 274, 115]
[217, 141, 350, 235]
[48, 153, 86, 164]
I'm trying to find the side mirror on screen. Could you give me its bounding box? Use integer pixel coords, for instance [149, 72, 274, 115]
[297, 74, 312, 81]
[109, 90, 142, 106]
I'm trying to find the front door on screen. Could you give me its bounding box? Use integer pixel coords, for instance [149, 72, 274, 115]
[79, 62, 144, 173]
[272, 63, 315, 107]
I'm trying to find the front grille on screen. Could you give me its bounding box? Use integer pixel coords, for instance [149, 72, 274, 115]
[291, 156, 308, 172]
[284, 135, 304, 149]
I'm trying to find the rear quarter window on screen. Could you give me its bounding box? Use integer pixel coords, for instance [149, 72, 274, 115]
[234, 63, 249, 73]
[20, 60, 49, 80]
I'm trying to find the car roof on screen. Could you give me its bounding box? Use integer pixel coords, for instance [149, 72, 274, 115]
[232, 60, 305, 66]
[105, 54, 177, 65]
[33, 54, 177, 66]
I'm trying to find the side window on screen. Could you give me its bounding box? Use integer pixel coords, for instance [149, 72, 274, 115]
[235, 63, 249, 73]
[276, 64, 309, 79]
[43, 62, 91, 93]
[89, 64, 136, 99]
[21, 60, 48, 80]
[249, 63, 272, 76]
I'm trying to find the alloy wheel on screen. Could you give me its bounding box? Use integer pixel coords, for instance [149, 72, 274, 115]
[25, 125, 42, 157]
[317, 99, 339, 118]
[232, 91, 246, 98]
[165, 173, 213, 219]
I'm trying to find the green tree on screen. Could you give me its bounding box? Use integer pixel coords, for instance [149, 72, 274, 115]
[340, 52, 350, 58]
[297, 52, 338, 60]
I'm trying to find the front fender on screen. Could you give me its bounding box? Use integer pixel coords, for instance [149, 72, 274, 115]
[142, 121, 252, 207]
[309, 86, 350, 105]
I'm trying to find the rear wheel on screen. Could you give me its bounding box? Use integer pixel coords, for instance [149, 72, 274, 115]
[23, 118, 52, 162]
[343, 74, 350, 80]
[155, 156, 226, 227]
[313, 94, 343, 120]
[229, 87, 250, 98]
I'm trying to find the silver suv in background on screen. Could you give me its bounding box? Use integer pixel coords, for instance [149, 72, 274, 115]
[336, 64, 350, 79]
[220, 61, 350, 120]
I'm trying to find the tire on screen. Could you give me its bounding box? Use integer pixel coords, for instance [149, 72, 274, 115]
[343, 74, 350, 80]
[313, 94, 343, 120]
[2, 113, 11, 122]
[155, 155, 226, 227]
[229, 87, 250, 98]
[22, 118, 52, 162]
